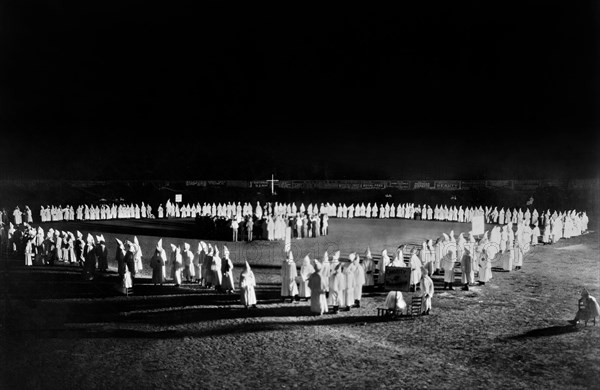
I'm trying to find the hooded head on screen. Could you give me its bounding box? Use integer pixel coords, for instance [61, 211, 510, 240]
[134, 236, 139, 246]
[348, 252, 356, 262]
[332, 250, 341, 261]
[157, 238, 163, 249]
[223, 245, 230, 258]
[170, 243, 177, 252]
[115, 238, 124, 248]
[86, 233, 95, 244]
[302, 255, 311, 266]
[287, 251, 294, 261]
[365, 246, 372, 259]
[322, 251, 329, 262]
[314, 259, 322, 272]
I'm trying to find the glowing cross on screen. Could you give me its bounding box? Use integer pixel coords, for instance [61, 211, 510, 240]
[266, 174, 279, 195]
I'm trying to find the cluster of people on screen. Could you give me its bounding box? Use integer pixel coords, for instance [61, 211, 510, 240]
[3, 199, 590, 238]
[145, 239, 256, 308]
[8, 203, 155, 223]
[280, 250, 367, 315]
[279, 246, 435, 317]
[12, 223, 113, 280]
[194, 211, 329, 242]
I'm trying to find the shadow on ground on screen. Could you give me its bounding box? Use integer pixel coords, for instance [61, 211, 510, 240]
[507, 324, 584, 339]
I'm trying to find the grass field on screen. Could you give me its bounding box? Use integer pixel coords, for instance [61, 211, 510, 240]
[1, 217, 599, 389]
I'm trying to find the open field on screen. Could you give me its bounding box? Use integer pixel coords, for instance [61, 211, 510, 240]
[1, 217, 599, 389]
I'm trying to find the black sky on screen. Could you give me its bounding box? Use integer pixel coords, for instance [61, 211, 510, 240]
[1, 1, 598, 180]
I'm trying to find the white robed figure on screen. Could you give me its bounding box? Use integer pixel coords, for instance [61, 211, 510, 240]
[194, 242, 205, 284]
[434, 235, 445, 272]
[441, 247, 456, 289]
[321, 251, 331, 279]
[327, 262, 345, 312]
[170, 244, 183, 286]
[353, 254, 365, 307]
[362, 247, 375, 286]
[149, 238, 167, 285]
[221, 245, 235, 293]
[460, 247, 474, 290]
[504, 227, 514, 271]
[24, 237, 34, 266]
[384, 290, 407, 315]
[298, 255, 314, 299]
[132, 236, 143, 273]
[342, 253, 357, 310]
[378, 249, 390, 285]
[182, 242, 195, 282]
[531, 225, 540, 246]
[239, 261, 257, 308]
[420, 241, 433, 277]
[211, 246, 223, 289]
[500, 225, 508, 253]
[408, 249, 422, 291]
[281, 251, 299, 301]
[478, 253, 492, 284]
[308, 259, 329, 315]
[419, 267, 434, 314]
[456, 233, 466, 264]
[390, 246, 404, 267]
[571, 289, 600, 326]
[513, 238, 524, 270]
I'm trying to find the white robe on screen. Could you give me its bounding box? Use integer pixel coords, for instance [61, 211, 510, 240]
[354, 262, 365, 301]
[362, 257, 375, 286]
[308, 271, 329, 315]
[378, 254, 390, 285]
[170, 251, 183, 285]
[221, 258, 235, 291]
[420, 275, 434, 312]
[409, 254, 422, 287]
[441, 252, 455, 283]
[281, 260, 299, 297]
[384, 291, 407, 314]
[328, 268, 345, 307]
[298, 262, 314, 298]
[342, 264, 356, 307]
[240, 270, 257, 306]
[478, 255, 492, 283]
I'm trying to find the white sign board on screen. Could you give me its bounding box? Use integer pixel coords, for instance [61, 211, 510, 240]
[471, 215, 484, 235]
[175, 194, 182, 203]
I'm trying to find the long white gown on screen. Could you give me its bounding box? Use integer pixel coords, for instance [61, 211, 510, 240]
[308, 270, 329, 315]
[280, 258, 299, 297]
[240, 267, 257, 307]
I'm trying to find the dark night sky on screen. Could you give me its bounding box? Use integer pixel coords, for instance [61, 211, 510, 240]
[0, 1, 598, 180]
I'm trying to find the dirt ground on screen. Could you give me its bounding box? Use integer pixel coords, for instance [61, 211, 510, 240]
[1, 218, 599, 389]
